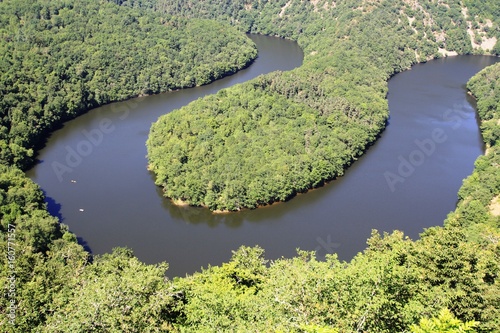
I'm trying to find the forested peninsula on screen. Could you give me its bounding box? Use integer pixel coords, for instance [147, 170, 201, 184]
[147, 0, 500, 211]
[2, 0, 500, 332]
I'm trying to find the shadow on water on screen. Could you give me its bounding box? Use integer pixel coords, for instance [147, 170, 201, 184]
[43, 190, 94, 254]
[43, 191, 64, 222]
[158, 172, 351, 227]
[76, 237, 93, 255]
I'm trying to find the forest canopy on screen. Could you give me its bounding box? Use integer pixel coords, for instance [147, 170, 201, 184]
[1, 0, 500, 332]
[147, 0, 498, 211]
[147, 76, 387, 211]
[0, 0, 256, 169]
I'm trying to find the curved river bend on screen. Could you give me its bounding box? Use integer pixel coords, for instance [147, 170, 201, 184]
[27, 35, 499, 277]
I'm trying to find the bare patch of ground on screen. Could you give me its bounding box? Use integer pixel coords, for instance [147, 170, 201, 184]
[489, 195, 500, 216]
[279, 0, 292, 17]
[438, 48, 458, 57]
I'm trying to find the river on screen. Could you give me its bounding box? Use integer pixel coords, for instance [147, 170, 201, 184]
[27, 35, 499, 277]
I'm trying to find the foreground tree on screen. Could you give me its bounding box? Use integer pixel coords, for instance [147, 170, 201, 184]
[411, 309, 478, 333]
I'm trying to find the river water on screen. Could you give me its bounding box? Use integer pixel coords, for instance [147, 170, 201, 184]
[27, 35, 499, 277]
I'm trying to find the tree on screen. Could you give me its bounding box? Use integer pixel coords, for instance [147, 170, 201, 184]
[411, 309, 478, 333]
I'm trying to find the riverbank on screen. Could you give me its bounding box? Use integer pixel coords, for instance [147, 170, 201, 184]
[147, 0, 500, 212]
[4, 1, 500, 331]
[26, 35, 306, 272]
[0, 0, 257, 171]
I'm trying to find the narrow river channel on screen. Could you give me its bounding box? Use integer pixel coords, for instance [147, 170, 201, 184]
[27, 35, 499, 277]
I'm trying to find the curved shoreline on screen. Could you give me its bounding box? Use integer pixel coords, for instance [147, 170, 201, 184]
[24, 32, 258, 171]
[6, 1, 500, 330]
[23, 28, 496, 275]
[159, 53, 499, 217]
[26, 34, 305, 267]
[148, 0, 500, 213]
[149, 48, 497, 213]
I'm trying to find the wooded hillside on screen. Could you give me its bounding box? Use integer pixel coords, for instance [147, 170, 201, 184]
[1, 0, 500, 331]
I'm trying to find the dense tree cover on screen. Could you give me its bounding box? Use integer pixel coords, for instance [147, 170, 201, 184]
[0, 0, 256, 169]
[0, 0, 253, 331]
[148, 82, 386, 211]
[411, 309, 478, 333]
[2, 0, 500, 332]
[148, 0, 489, 211]
[0, 165, 90, 332]
[164, 225, 499, 332]
[145, 0, 480, 57]
[452, 62, 500, 245]
[41, 248, 177, 333]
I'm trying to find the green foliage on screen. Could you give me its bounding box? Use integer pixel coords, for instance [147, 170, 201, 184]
[0, 165, 90, 332]
[464, 0, 500, 31]
[297, 324, 338, 333]
[493, 40, 500, 56]
[0, 0, 256, 169]
[147, 81, 386, 211]
[411, 308, 478, 333]
[0, 0, 256, 331]
[171, 246, 269, 332]
[3, 0, 500, 332]
[467, 63, 500, 123]
[42, 248, 176, 333]
[434, 61, 500, 331]
[411, 226, 498, 327]
[453, 63, 500, 238]
[148, 0, 491, 211]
